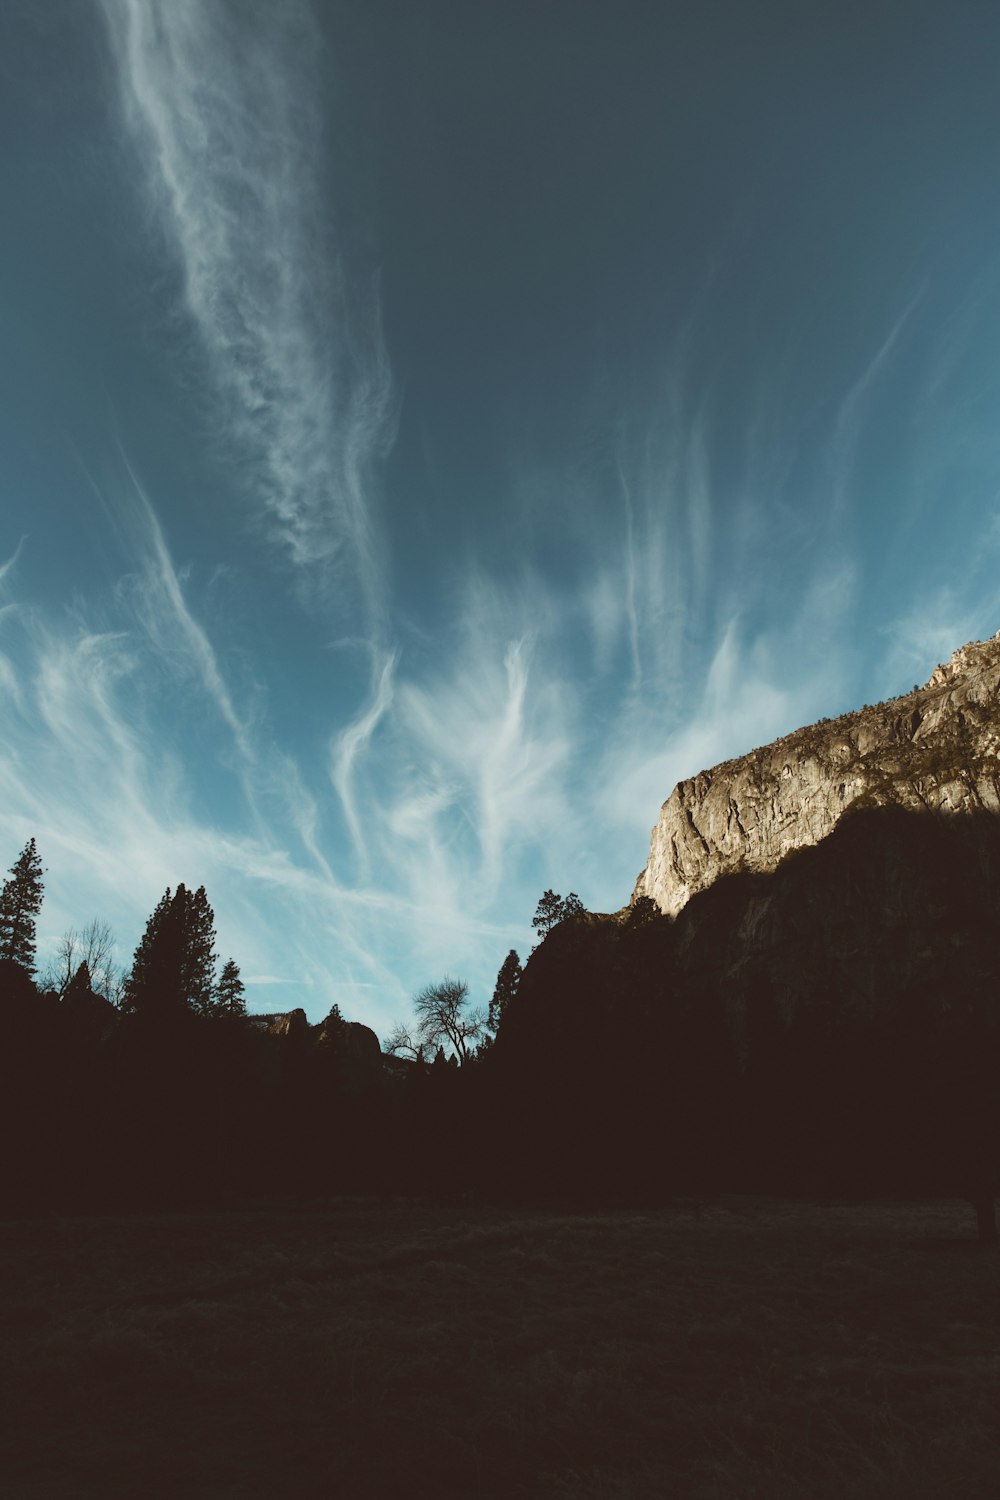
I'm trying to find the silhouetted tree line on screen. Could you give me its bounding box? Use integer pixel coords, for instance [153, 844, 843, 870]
[0, 848, 394, 1209]
[2, 810, 1000, 1239]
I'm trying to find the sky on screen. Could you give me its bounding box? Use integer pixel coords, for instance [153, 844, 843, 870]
[2, 0, 1000, 1032]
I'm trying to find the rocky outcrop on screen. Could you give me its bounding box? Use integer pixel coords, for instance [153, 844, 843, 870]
[250, 1009, 385, 1095]
[633, 630, 1000, 917]
[316, 1016, 384, 1095]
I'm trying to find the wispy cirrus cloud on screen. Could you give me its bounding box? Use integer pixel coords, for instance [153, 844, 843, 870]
[392, 580, 576, 900]
[826, 291, 922, 521]
[0, 582, 453, 1027]
[97, 0, 395, 613]
[581, 382, 717, 707]
[0, 492, 534, 1029]
[108, 448, 253, 758]
[0, 542, 27, 707]
[331, 648, 397, 876]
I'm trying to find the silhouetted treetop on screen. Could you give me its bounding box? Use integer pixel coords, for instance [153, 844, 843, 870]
[212, 957, 246, 1019]
[122, 883, 218, 1022]
[532, 890, 585, 943]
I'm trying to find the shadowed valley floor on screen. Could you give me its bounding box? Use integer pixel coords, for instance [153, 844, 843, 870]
[2, 1196, 999, 1499]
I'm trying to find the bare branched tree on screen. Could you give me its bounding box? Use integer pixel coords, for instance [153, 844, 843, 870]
[383, 1020, 427, 1062]
[40, 918, 123, 1002]
[101, 963, 128, 1009]
[413, 977, 485, 1065]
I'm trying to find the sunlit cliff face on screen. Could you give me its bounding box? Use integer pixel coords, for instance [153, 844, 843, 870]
[635, 634, 1000, 918]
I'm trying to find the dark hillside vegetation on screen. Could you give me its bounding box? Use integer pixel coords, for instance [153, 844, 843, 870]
[2, 806, 1000, 1236]
[489, 807, 1000, 1232]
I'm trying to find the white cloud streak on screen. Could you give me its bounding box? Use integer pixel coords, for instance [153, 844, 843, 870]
[0, 541, 27, 709]
[0, 537, 26, 588]
[615, 452, 642, 690]
[112, 448, 252, 757]
[393, 590, 575, 906]
[98, 0, 394, 614]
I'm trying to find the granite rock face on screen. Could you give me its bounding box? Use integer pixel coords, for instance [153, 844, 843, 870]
[633, 631, 1000, 917]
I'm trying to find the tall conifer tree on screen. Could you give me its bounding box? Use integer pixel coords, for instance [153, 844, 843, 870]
[122, 888, 177, 1020]
[184, 886, 217, 1016]
[0, 838, 44, 974]
[489, 949, 522, 1034]
[123, 883, 218, 1020]
[212, 957, 246, 1018]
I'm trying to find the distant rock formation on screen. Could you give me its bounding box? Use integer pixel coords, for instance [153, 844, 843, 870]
[316, 1015, 384, 1095]
[250, 1009, 385, 1091]
[633, 630, 1000, 917]
[253, 1007, 311, 1039]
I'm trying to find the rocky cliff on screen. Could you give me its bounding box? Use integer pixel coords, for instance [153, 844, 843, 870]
[633, 630, 1000, 916]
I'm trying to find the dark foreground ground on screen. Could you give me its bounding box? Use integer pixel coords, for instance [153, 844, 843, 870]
[1, 1196, 998, 1499]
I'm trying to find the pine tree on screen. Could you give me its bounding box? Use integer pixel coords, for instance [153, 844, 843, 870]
[122, 888, 173, 1018]
[0, 838, 44, 974]
[212, 958, 246, 1018]
[322, 1001, 347, 1037]
[184, 886, 217, 1017]
[123, 884, 218, 1021]
[489, 949, 522, 1034]
[531, 890, 563, 942]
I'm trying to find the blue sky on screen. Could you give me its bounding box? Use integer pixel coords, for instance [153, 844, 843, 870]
[2, 0, 1000, 1031]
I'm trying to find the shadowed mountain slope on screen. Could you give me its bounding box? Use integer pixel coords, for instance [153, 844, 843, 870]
[495, 807, 1000, 1217]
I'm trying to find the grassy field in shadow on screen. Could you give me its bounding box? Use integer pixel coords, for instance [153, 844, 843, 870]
[2, 1196, 998, 1498]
